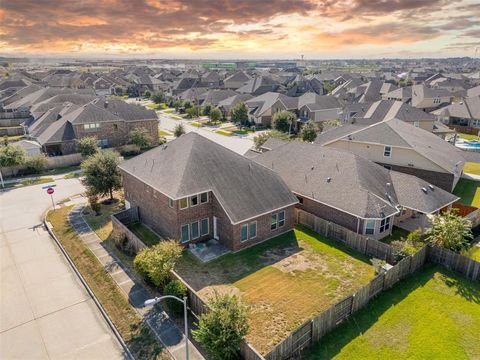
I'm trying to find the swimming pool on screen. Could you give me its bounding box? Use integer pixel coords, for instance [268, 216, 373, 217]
[456, 140, 480, 150]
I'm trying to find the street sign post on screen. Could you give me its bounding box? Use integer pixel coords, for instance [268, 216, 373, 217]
[45, 186, 56, 210]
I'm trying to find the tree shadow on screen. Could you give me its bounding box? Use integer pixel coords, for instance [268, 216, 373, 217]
[441, 272, 480, 304]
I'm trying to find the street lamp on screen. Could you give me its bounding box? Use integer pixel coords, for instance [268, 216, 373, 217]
[144, 295, 189, 360]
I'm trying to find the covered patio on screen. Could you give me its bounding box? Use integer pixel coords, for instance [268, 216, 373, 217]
[394, 208, 433, 233]
[188, 238, 231, 262]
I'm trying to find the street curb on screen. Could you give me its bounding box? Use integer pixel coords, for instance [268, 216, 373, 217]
[43, 209, 135, 360]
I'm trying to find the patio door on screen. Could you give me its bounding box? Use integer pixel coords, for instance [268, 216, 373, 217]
[213, 216, 219, 240]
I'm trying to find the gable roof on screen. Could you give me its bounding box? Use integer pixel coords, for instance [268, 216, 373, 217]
[119, 132, 298, 224]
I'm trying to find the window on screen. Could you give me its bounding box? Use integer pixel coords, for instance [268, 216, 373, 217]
[191, 221, 199, 239]
[383, 146, 392, 157]
[179, 198, 188, 209]
[113, 124, 118, 131]
[380, 217, 391, 233]
[241, 224, 248, 242]
[271, 213, 278, 230]
[190, 195, 199, 207]
[201, 218, 209, 236]
[365, 220, 375, 235]
[413, 121, 419, 127]
[168, 198, 174, 208]
[181, 224, 190, 242]
[249, 221, 257, 239]
[83, 123, 100, 130]
[278, 211, 285, 227]
[200, 192, 209, 204]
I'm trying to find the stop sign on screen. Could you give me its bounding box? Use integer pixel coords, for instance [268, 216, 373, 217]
[47, 187, 54, 195]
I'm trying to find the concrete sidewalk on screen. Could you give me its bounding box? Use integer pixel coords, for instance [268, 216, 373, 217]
[68, 205, 204, 360]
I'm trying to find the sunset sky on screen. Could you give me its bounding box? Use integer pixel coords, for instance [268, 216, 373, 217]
[1, 0, 479, 59]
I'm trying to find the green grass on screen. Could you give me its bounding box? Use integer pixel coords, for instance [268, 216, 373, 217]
[3, 177, 57, 188]
[128, 222, 161, 247]
[147, 103, 167, 110]
[464, 162, 480, 175]
[453, 178, 480, 208]
[158, 130, 171, 137]
[163, 109, 175, 114]
[171, 115, 182, 120]
[64, 172, 81, 179]
[305, 265, 480, 360]
[215, 130, 233, 137]
[4, 135, 25, 142]
[233, 129, 253, 135]
[176, 225, 374, 354]
[465, 244, 480, 261]
[459, 132, 479, 141]
[47, 206, 169, 360]
[190, 121, 203, 128]
[381, 226, 410, 244]
[83, 194, 125, 241]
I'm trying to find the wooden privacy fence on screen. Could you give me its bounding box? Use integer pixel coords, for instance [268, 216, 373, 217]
[111, 207, 147, 254]
[265, 247, 428, 360]
[296, 209, 395, 264]
[427, 245, 480, 281]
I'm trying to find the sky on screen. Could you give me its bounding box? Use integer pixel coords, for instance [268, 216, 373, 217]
[0, 0, 479, 59]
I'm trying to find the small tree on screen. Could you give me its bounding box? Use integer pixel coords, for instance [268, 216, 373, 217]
[272, 111, 296, 134]
[301, 120, 318, 142]
[163, 280, 187, 314]
[174, 124, 185, 138]
[144, 90, 151, 98]
[152, 92, 166, 104]
[25, 155, 48, 174]
[230, 102, 249, 126]
[209, 108, 222, 123]
[202, 103, 212, 116]
[77, 136, 99, 157]
[253, 133, 271, 150]
[186, 105, 200, 119]
[129, 127, 152, 149]
[426, 208, 473, 252]
[133, 240, 183, 287]
[81, 150, 122, 201]
[0, 143, 26, 167]
[192, 293, 249, 360]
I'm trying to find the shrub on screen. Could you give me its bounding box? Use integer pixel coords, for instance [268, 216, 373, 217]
[129, 127, 152, 149]
[173, 124, 185, 138]
[192, 293, 249, 360]
[88, 193, 101, 215]
[164, 280, 187, 314]
[230, 102, 249, 126]
[426, 208, 472, 252]
[202, 103, 212, 116]
[209, 108, 222, 122]
[119, 144, 141, 157]
[0, 143, 26, 167]
[133, 240, 183, 287]
[370, 258, 386, 274]
[77, 136, 99, 157]
[272, 110, 296, 133]
[300, 120, 318, 142]
[25, 155, 48, 174]
[253, 133, 270, 150]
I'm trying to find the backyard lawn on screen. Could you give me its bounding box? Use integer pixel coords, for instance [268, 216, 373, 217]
[175, 226, 375, 354]
[128, 222, 161, 247]
[380, 226, 410, 244]
[465, 244, 480, 261]
[453, 178, 480, 208]
[464, 162, 480, 175]
[305, 265, 480, 360]
[459, 132, 479, 141]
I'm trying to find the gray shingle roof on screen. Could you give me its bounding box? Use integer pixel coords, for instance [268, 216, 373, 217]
[119, 132, 298, 224]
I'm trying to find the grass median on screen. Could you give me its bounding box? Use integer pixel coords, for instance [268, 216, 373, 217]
[47, 206, 170, 360]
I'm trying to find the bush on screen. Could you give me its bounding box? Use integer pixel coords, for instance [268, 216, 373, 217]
[192, 293, 249, 360]
[253, 133, 270, 150]
[272, 111, 296, 133]
[118, 144, 141, 157]
[133, 240, 183, 287]
[163, 280, 187, 314]
[173, 124, 185, 138]
[209, 108, 222, 122]
[426, 208, 472, 252]
[230, 102, 249, 126]
[77, 136, 99, 157]
[129, 127, 152, 149]
[88, 193, 101, 215]
[25, 155, 48, 174]
[112, 231, 135, 256]
[0, 143, 26, 167]
[300, 120, 318, 142]
[202, 103, 212, 116]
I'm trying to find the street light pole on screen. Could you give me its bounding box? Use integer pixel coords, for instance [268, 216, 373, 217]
[144, 295, 189, 360]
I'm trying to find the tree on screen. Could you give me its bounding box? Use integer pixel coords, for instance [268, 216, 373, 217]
[186, 105, 200, 119]
[272, 110, 296, 134]
[0, 143, 26, 167]
[301, 120, 318, 142]
[77, 136, 99, 157]
[230, 102, 249, 126]
[144, 90, 151, 98]
[209, 108, 222, 122]
[163, 280, 187, 314]
[129, 127, 152, 149]
[152, 92, 166, 104]
[115, 87, 124, 96]
[426, 208, 473, 252]
[133, 240, 183, 287]
[253, 132, 271, 150]
[174, 124, 185, 138]
[323, 81, 337, 94]
[192, 293, 249, 360]
[202, 103, 212, 116]
[81, 150, 122, 201]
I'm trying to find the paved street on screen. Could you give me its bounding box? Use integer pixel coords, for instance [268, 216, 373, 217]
[158, 113, 254, 155]
[0, 179, 125, 359]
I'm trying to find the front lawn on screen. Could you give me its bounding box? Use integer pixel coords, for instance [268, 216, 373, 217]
[215, 129, 233, 137]
[47, 206, 169, 360]
[305, 265, 480, 360]
[128, 222, 161, 247]
[464, 162, 480, 175]
[190, 121, 203, 128]
[175, 226, 374, 354]
[453, 178, 480, 208]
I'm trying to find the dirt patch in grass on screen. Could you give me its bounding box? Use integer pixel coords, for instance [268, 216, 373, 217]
[176, 226, 374, 354]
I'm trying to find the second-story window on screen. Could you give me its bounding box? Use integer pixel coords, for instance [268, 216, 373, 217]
[190, 195, 199, 207]
[179, 198, 188, 209]
[383, 146, 392, 157]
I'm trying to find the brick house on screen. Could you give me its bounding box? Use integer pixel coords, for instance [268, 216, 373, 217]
[32, 98, 158, 155]
[119, 133, 298, 251]
[253, 141, 459, 239]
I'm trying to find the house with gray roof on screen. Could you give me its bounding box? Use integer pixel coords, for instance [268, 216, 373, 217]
[119, 132, 297, 252]
[223, 71, 251, 90]
[432, 96, 480, 130]
[411, 84, 452, 111]
[253, 140, 458, 238]
[316, 118, 465, 191]
[237, 76, 280, 96]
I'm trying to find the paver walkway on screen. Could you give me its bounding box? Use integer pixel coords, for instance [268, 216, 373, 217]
[68, 205, 204, 360]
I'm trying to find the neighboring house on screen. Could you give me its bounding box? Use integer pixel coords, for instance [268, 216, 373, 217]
[237, 76, 280, 96]
[30, 98, 159, 155]
[432, 96, 480, 130]
[93, 77, 114, 96]
[411, 84, 452, 111]
[382, 86, 412, 103]
[245, 92, 296, 126]
[348, 80, 397, 103]
[119, 133, 298, 251]
[297, 95, 342, 124]
[198, 89, 238, 106]
[253, 141, 458, 239]
[217, 94, 253, 117]
[13, 139, 42, 156]
[467, 85, 480, 98]
[316, 118, 465, 191]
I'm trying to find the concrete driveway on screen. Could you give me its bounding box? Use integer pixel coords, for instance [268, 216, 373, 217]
[0, 179, 125, 359]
